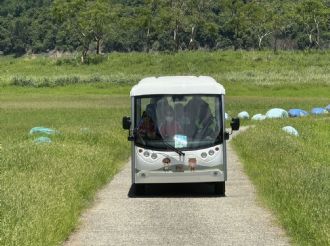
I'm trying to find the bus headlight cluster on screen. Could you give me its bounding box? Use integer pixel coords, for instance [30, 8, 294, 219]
[201, 149, 217, 158]
[201, 152, 207, 158]
[151, 153, 158, 159]
[141, 150, 158, 160]
[208, 150, 215, 156]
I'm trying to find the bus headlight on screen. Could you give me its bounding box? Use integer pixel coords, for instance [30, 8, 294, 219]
[201, 152, 207, 158]
[151, 153, 158, 159]
[143, 151, 150, 157]
[208, 150, 215, 156]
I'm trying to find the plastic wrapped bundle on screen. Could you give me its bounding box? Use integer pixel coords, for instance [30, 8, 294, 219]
[288, 109, 308, 117]
[225, 113, 229, 120]
[266, 108, 289, 119]
[29, 127, 57, 135]
[326, 104, 330, 112]
[251, 114, 266, 121]
[237, 111, 249, 119]
[34, 136, 52, 144]
[282, 126, 299, 137]
[311, 107, 328, 115]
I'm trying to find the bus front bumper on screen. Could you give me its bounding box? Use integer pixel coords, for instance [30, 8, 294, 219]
[135, 168, 224, 184]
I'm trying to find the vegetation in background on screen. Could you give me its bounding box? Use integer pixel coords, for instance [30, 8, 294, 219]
[0, 51, 329, 245]
[52, 0, 113, 63]
[0, 0, 329, 60]
[232, 117, 330, 245]
[0, 51, 329, 98]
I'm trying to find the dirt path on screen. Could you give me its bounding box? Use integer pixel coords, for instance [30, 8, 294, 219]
[64, 130, 290, 246]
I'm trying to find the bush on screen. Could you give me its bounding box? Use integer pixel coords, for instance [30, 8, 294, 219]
[55, 57, 80, 66]
[85, 54, 107, 65]
[11, 76, 36, 87]
[9, 75, 131, 87]
[10, 76, 81, 87]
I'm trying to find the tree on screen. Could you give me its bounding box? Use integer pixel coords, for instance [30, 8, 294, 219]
[242, 1, 273, 50]
[220, 0, 247, 50]
[186, 0, 219, 50]
[0, 17, 11, 54]
[137, 0, 159, 52]
[52, 0, 112, 62]
[1, 0, 330, 54]
[80, 0, 111, 54]
[165, 0, 190, 51]
[297, 0, 330, 49]
[269, 2, 296, 52]
[9, 16, 31, 55]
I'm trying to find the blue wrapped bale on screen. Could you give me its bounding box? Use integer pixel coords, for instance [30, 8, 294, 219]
[29, 127, 57, 135]
[325, 104, 330, 112]
[288, 109, 308, 117]
[251, 114, 266, 121]
[237, 111, 249, 119]
[34, 136, 52, 144]
[311, 107, 328, 115]
[282, 126, 299, 137]
[266, 108, 288, 119]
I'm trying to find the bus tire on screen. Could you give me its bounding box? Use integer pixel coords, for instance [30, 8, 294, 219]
[214, 182, 225, 196]
[135, 184, 145, 196]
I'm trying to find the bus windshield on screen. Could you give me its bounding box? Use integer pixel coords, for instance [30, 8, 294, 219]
[135, 95, 223, 150]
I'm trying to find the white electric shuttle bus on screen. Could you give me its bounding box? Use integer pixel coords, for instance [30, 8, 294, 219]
[122, 76, 239, 195]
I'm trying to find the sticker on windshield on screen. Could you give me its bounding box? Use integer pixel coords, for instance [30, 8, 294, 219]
[174, 134, 188, 148]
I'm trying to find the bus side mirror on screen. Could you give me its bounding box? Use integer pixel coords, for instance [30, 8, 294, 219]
[122, 116, 131, 130]
[230, 118, 240, 131]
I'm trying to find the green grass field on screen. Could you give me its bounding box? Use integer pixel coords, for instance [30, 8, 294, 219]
[0, 104, 130, 246]
[0, 51, 329, 245]
[1, 50, 330, 97]
[233, 117, 330, 245]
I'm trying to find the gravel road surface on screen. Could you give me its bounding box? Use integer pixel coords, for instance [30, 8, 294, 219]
[64, 131, 290, 246]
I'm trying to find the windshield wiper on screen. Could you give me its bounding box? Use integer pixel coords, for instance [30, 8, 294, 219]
[161, 138, 185, 157]
[134, 128, 185, 156]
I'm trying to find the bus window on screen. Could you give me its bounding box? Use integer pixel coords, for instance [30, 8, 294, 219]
[135, 95, 222, 150]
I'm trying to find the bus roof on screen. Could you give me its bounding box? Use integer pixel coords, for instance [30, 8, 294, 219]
[130, 76, 225, 96]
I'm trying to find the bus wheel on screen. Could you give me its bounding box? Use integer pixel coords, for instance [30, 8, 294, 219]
[214, 182, 225, 196]
[135, 184, 145, 196]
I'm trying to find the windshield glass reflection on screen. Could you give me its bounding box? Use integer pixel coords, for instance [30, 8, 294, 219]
[135, 95, 222, 150]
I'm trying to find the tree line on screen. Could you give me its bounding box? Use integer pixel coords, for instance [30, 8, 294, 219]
[0, 0, 329, 60]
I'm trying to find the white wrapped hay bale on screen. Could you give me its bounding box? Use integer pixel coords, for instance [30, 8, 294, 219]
[251, 114, 266, 121]
[237, 111, 249, 119]
[282, 126, 299, 137]
[266, 108, 289, 119]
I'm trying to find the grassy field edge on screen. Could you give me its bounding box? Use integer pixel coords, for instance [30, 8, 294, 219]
[231, 118, 329, 245]
[0, 107, 131, 246]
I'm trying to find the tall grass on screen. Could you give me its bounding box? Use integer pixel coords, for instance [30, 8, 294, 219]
[0, 51, 329, 90]
[10, 75, 133, 88]
[0, 107, 130, 245]
[232, 117, 330, 245]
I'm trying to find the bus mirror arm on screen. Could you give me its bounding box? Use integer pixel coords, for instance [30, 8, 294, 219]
[127, 128, 137, 141]
[225, 131, 230, 140]
[128, 131, 135, 141]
